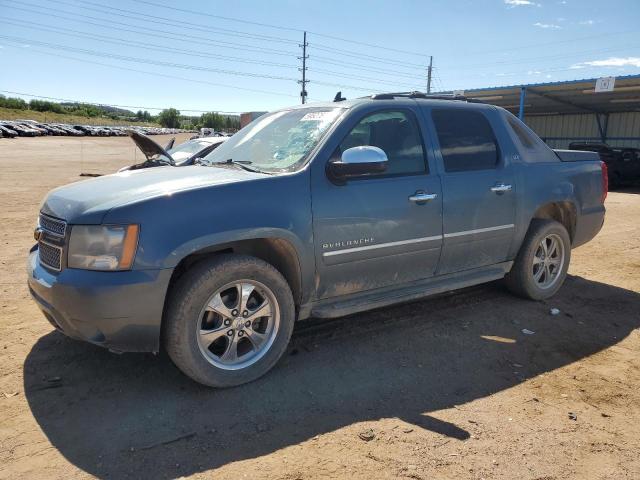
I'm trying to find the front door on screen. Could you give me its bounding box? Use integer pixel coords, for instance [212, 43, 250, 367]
[430, 107, 517, 274]
[311, 108, 443, 300]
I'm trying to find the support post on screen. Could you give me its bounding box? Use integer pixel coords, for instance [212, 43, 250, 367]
[596, 113, 610, 144]
[427, 56, 433, 94]
[518, 86, 527, 121]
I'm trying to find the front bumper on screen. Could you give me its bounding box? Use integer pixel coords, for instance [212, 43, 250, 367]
[27, 248, 173, 353]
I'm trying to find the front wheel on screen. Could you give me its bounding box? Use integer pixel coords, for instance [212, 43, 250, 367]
[164, 254, 295, 387]
[504, 219, 571, 300]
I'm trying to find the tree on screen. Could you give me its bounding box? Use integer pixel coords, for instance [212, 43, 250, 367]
[29, 100, 64, 113]
[136, 110, 152, 122]
[157, 108, 181, 128]
[0, 95, 28, 110]
[200, 111, 224, 130]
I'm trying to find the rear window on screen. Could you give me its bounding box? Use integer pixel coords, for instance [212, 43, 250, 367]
[432, 109, 499, 172]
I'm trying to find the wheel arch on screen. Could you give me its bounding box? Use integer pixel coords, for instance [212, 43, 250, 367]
[529, 201, 577, 242]
[166, 236, 304, 309]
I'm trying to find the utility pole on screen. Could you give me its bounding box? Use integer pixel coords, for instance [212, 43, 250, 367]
[426, 56, 433, 94]
[298, 31, 309, 104]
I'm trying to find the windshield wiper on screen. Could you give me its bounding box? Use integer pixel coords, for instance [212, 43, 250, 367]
[209, 158, 268, 174]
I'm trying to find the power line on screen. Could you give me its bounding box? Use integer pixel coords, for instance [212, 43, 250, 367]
[132, 0, 430, 58]
[311, 79, 383, 94]
[308, 67, 422, 89]
[2, 44, 302, 99]
[0, 35, 299, 82]
[132, 0, 638, 64]
[309, 43, 426, 69]
[0, 89, 241, 113]
[133, 0, 302, 34]
[2, 2, 428, 91]
[2, 24, 423, 94]
[3, 0, 432, 80]
[3, 2, 428, 78]
[3, 18, 298, 69]
[309, 56, 426, 80]
[56, 0, 299, 45]
[55, 0, 428, 70]
[0, 1, 298, 57]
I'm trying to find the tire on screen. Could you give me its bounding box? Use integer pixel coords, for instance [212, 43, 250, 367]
[504, 219, 571, 300]
[164, 254, 295, 387]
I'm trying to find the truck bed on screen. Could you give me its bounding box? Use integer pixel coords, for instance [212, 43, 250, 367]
[553, 149, 601, 162]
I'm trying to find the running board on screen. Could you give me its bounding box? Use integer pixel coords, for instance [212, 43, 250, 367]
[310, 262, 512, 319]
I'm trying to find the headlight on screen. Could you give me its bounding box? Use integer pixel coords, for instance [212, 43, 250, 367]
[68, 225, 139, 271]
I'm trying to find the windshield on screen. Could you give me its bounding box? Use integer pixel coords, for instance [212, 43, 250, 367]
[202, 107, 344, 172]
[167, 139, 217, 162]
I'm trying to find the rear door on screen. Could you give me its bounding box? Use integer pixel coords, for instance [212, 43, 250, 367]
[429, 107, 517, 274]
[310, 106, 443, 300]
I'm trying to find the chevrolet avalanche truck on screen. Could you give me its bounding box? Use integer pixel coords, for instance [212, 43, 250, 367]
[28, 93, 607, 387]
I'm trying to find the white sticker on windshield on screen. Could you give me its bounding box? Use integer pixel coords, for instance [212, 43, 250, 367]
[300, 111, 337, 122]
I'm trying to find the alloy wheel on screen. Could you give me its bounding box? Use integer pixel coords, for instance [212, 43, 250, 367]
[196, 280, 280, 370]
[532, 233, 565, 289]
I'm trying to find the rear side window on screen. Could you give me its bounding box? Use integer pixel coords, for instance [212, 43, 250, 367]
[507, 116, 536, 149]
[432, 109, 499, 172]
[338, 110, 427, 176]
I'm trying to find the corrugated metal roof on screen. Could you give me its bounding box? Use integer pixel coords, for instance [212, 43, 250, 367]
[443, 74, 640, 115]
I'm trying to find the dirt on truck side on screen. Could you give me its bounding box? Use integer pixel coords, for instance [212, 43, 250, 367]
[1, 135, 639, 480]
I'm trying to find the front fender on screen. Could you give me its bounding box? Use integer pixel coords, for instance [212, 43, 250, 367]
[166, 227, 308, 269]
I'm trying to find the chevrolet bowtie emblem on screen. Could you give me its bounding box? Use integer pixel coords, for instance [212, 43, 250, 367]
[34, 228, 43, 242]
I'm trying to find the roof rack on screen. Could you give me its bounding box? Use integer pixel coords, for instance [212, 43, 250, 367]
[369, 91, 484, 103]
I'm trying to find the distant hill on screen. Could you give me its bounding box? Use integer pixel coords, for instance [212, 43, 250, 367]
[0, 106, 159, 127]
[59, 103, 136, 117]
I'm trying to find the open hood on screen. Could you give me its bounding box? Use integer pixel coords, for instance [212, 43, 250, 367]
[127, 130, 174, 163]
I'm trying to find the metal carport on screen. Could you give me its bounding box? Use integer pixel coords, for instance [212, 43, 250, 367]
[457, 74, 640, 149]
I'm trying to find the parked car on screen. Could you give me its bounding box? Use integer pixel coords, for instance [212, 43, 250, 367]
[27, 93, 606, 387]
[119, 131, 228, 171]
[53, 124, 84, 136]
[72, 125, 98, 136]
[569, 142, 640, 188]
[5, 122, 39, 136]
[15, 120, 49, 136]
[0, 124, 18, 138]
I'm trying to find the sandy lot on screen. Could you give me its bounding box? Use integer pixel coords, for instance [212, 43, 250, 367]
[0, 136, 639, 480]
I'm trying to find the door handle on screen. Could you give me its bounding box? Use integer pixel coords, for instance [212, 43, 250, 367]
[409, 192, 438, 204]
[491, 183, 512, 194]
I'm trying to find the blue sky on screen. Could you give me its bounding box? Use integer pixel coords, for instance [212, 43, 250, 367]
[1, 0, 638, 114]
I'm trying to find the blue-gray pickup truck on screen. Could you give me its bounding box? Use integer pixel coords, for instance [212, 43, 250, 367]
[28, 93, 607, 387]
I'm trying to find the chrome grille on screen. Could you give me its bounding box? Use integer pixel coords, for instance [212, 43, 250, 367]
[39, 214, 67, 237]
[39, 241, 62, 271]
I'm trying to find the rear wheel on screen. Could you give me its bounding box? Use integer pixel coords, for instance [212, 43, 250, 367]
[164, 254, 295, 387]
[504, 219, 571, 300]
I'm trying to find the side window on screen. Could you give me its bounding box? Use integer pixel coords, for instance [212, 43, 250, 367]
[337, 110, 427, 176]
[432, 109, 499, 172]
[507, 116, 536, 149]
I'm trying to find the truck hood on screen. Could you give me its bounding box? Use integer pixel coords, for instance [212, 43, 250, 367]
[40, 165, 266, 223]
[127, 130, 173, 162]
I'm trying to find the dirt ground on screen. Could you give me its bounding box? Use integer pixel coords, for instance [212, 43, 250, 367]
[0, 135, 639, 480]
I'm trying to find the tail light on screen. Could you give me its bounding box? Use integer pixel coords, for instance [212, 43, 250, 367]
[600, 161, 608, 203]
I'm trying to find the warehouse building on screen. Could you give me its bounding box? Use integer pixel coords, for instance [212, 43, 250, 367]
[462, 74, 640, 149]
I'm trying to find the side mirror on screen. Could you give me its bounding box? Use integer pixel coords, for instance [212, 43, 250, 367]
[328, 146, 388, 182]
